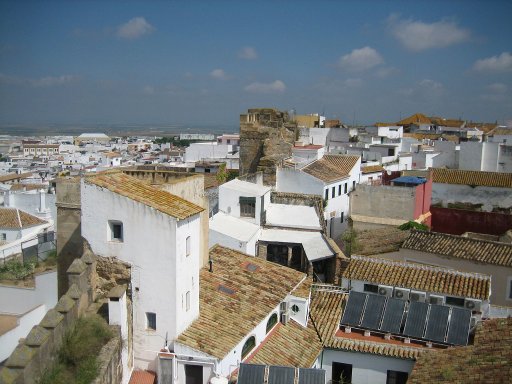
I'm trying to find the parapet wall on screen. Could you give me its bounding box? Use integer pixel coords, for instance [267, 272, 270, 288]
[0, 247, 121, 384]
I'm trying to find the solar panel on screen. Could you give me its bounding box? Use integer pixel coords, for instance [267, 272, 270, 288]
[268, 366, 295, 384]
[361, 294, 386, 330]
[238, 364, 266, 384]
[380, 297, 406, 334]
[403, 301, 429, 339]
[446, 307, 472, 346]
[341, 291, 367, 326]
[424, 304, 450, 343]
[298, 368, 326, 384]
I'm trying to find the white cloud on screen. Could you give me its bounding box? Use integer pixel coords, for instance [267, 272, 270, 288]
[419, 79, 444, 90]
[388, 15, 470, 51]
[210, 69, 228, 80]
[244, 80, 286, 94]
[375, 66, 398, 78]
[344, 78, 362, 87]
[117, 17, 154, 39]
[238, 46, 258, 60]
[0, 73, 78, 87]
[473, 52, 512, 72]
[338, 47, 383, 72]
[142, 85, 155, 95]
[487, 83, 508, 93]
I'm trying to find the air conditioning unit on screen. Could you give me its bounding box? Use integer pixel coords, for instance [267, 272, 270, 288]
[410, 291, 426, 302]
[378, 285, 393, 297]
[429, 295, 445, 305]
[280, 312, 290, 325]
[465, 299, 482, 312]
[394, 288, 410, 300]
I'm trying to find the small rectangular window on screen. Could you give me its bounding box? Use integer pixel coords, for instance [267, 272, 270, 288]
[1, 233, 6, 241]
[341, 212, 344, 223]
[109, 221, 123, 242]
[146, 312, 156, 330]
[352, 180, 356, 190]
[324, 189, 329, 200]
[332, 186, 335, 198]
[186, 291, 190, 311]
[363, 284, 379, 293]
[186, 236, 191, 256]
[338, 185, 341, 195]
[240, 196, 256, 218]
[446, 296, 465, 307]
[386, 370, 408, 384]
[344, 183, 347, 194]
[509, 279, 512, 299]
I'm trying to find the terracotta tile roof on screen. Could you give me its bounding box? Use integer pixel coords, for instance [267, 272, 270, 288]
[128, 370, 156, 384]
[245, 321, 322, 367]
[176, 245, 306, 359]
[86, 172, 203, 220]
[408, 318, 512, 383]
[402, 230, 512, 267]
[309, 289, 424, 359]
[403, 133, 460, 142]
[491, 127, 512, 136]
[0, 208, 47, 229]
[291, 277, 312, 299]
[397, 113, 431, 126]
[343, 255, 491, 300]
[0, 172, 33, 183]
[430, 118, 465, 128]
[431, 168, 512, 188]
[361, 165, 384, 174]
[302, 155, 359, 183]
[355, 227, 410, 255]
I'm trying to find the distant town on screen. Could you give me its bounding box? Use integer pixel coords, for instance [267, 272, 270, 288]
[0, 109, 511, 384]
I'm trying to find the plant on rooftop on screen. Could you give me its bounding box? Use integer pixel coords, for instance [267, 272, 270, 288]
[38, 314, 113, 384]
[0, 259, 36, 280]
[397, 221, 429, 231]
[341, 228, 360, 257]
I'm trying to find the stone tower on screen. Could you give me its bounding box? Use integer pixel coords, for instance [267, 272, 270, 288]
[239, 108, 297, 186]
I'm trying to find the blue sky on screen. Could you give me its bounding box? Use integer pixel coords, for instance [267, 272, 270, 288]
[0, 0, 511, 127]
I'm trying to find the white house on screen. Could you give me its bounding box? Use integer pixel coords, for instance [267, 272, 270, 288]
[277, 155, 361, 239]
[81, 171, 204, 372]
[164, 245, 320, 384]
[459, 141, 512, 173]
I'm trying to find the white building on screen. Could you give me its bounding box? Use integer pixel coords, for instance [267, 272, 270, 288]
[277, 155, 361, 239]
[81, 172, 204, 372]
[459, 141, 512, 172]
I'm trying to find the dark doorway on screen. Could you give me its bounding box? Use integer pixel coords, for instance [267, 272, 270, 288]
[290, 246, 302, 270]
[332, 362, 352, 384]
[185, 364, 203, 384]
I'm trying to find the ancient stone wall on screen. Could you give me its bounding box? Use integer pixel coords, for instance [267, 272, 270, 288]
[240, 108, 297, 186]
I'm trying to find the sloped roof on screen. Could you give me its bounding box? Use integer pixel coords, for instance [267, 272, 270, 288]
[302, 155, 359, 183]
[310, 289, 425, 359]
[402, 230, 512, 267]
[491, 128, 512, 136]
[431, 168, 512, 188]
[408, 317, 512, 383]
[397, 113, 431, 126]
[244, 321, 322, 368]
[85, 172, 203, 220]
[0, 208, 47, 229]
[176, 245, 306, 359]
[343, 255, 491, 300]
[0, 172, 33, 183]
[361, 165, 384, 174]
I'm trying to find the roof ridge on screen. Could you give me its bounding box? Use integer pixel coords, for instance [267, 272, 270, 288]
[16, 208, 22, 229]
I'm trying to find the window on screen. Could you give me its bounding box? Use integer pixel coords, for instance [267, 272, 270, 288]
[146, 312, 156, 330]
[340, 212, 344, 223]
[324, 189, 329, 200]
[344, 183, 347, 194]
[332, 362, 352, 384]
[446, 296, 465, 307]
[363, 284, 379, 293]
[352, 180, 356, 190]
[241, 336, 256, 360]
[186, 291, 190, 311]
[186, 236, 191, 256]
[0, 233, 6, 241]
[508, 278, 512, 300]
[386, 370, 408, 384]
[109, 221, 123, 242]
[185, 364, 203, 384]
[266, 313, 278, 333]
[240, 196, 256, 218]
[332, 186, 335, 198]
[338, 184, 342, 195]
[291, 304, 300, 314]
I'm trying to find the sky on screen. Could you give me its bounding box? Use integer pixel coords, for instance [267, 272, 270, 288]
[0, 0, 511, 128]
